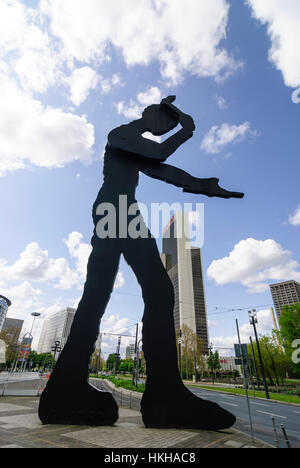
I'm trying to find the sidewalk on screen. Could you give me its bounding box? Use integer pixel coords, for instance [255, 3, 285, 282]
[0, 396, 271, 449]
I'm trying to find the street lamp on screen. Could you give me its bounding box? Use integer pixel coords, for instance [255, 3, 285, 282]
[51, 341, 61, 365]
[248, 309, 270, 399]
[30, 312, 41, 336]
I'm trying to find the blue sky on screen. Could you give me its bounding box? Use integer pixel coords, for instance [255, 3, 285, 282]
[0, 0, 300, 357]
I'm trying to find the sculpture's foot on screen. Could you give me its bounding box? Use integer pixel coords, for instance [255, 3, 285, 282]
[141, 386, 236, 431]
[38, 380, 119, 426]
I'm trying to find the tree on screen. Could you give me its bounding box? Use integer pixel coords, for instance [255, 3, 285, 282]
[176, 325, 206, 381]
[119, 358, 134, 374]
[247, 333, 289, 386]
[280, 303, 300, 376]
[207, 351, 221, 384]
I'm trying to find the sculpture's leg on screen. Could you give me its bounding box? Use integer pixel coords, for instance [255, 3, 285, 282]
[123, 233, 236, 431]
[38, 239, 121, 426]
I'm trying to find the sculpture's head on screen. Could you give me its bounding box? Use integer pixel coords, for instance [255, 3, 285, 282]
[141, 104, 179, 136]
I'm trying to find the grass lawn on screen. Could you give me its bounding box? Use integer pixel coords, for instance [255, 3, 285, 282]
[189, 384, 300, 405]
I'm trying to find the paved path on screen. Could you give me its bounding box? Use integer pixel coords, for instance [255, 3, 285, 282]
[0, 396, 271, 449]
[188, 386, 300, 448]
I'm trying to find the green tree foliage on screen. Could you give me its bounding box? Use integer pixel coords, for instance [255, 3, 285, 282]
[279, 303, 300, 376]
[207, 350, 221, 384]
[119, 358, 134, 373]
[176, 324, 206, 381]
[247, 333, 289, 386]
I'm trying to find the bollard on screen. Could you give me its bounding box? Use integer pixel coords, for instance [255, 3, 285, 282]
[271, 418, 279, 449]
[281, 424, 292, 449]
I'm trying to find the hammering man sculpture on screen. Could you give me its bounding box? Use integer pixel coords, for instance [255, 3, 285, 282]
[39, 96, 243, 429]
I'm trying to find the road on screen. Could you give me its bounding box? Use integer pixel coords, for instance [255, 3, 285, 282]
[0, 372, 43, 396]
[188, 385, 300, 448]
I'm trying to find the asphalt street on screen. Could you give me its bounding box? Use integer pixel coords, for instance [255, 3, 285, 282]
[188, 386, 300, 449]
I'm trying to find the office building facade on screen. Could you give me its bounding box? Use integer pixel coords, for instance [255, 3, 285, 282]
[37, 308, 76, 354]
[0, 295, 11, 332]
[270, 280, 300, 319]
[125, 344, 136, 359]
[2, 318, 24, 342]
[161, 212, 209, 354]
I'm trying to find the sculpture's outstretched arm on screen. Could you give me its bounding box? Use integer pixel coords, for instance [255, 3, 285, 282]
[140, 161, 244, 199]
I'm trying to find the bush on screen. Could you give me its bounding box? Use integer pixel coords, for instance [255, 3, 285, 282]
[90, 374, 145, 393]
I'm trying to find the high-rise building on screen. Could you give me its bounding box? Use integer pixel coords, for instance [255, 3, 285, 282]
[270, 280, 300, 319]
[161, 212, 209, 354]
[0, 295, 11, 332]
[125, 343, 136, 359]
[37, 308, 76, 354]
[2, 318, 24, 342]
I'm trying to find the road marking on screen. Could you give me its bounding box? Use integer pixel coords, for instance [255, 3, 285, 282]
[256, 410, 287, 419]
[252, 402, 269, 407]
[293, 411, 300, 415]
[220, 401, 238, 407]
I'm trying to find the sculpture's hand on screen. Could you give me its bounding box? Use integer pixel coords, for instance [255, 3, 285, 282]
[183, 177, 244, 199]
[161, 96, 195, 133]
[161, 95, 176, 105]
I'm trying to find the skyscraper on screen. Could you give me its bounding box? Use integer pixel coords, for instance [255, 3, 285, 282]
[0, 295, 11, 332]
[37, 308, 76, 354]
[161, 212, 209, 353]
[270, 280, 300, 319]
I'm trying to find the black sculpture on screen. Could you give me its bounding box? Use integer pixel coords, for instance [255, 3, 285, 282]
[39, 96, 243, 429]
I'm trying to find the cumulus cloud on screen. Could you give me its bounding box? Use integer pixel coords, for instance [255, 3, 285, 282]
[40, 0, 241, 86]
[65, 66, 99, 106]
[201, 122, 258, 154]
[116, 86, 162, 120]
[288, 205, 300, 226]
[247, 1, 300, 99]
[207, 238, 300, 293]
[0, 242, 79, 290]
[0, 71, 95, 176]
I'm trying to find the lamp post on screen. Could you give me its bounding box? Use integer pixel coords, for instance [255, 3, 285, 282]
[51, 341, 61, 367]
[248, 310, 270, 399]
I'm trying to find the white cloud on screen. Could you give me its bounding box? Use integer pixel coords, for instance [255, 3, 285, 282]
[65, 66, 99, 106]
[0, 71, 95, 176]
[99, 73, 122, 95]
[5, 281, 42, 300]
[214, 95, 228, 110]
[247, 1, 300, 97]
[0, 242, 79, 290]
[288, 205, 300, 226]
[40, 0, 241, 86]
[116, 86, 162, 120]
[201, 122, 257, 154]
[207, 238, 300, 293]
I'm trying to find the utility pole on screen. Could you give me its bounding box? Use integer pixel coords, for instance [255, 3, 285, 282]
[249, 336, 260, 390]
[236, 319, 255, 443]
[114, 336, 121, 378]
[249, 310, 270, 400]
[132, 323, 139, 386]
